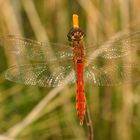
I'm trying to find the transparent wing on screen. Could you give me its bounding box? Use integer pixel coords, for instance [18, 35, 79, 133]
[85, 62, 140, 86]
[84, 30, 140, 86]
[0, 35, 73, 62]
[2, 31, 140, 87]
[5, 63, 75, 87]
[1, 31, 140, 63]
[86, 30, 140, 59]
[5, 62, 140, 87]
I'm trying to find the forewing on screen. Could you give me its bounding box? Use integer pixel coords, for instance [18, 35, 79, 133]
[0, 35, 73, 62]
[86, 30, 140, 59]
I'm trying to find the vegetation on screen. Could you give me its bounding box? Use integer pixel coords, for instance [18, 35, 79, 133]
[0, 0, 140, 140]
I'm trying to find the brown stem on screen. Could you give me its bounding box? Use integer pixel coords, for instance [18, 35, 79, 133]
[85, 105, 94, 140]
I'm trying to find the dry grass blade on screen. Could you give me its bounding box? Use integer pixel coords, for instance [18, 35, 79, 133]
[0, 0, 22, 35]
[21, 0, 49, 42]
[116, 1, 133, 140]
[5, 73, 73, 138]
[0, 135, 15, 140]
[21, 0, 64, 75]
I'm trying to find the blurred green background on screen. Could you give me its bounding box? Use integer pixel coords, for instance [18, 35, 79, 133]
[0, 0, 140, 140]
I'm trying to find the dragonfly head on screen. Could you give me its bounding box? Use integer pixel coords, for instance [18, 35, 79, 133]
[67, 28, 85, 42]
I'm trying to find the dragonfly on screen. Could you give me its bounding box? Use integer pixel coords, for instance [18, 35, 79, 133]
[1, 14, 140, 125]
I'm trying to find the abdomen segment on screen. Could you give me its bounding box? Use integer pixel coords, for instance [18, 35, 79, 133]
[76, 63, 86, 125]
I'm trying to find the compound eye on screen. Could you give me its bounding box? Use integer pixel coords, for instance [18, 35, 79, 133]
[79, 32, 82, 37]
[67, 33, 75, 41]
[80, 31, 85, 38]
[67, 35, 72, 41]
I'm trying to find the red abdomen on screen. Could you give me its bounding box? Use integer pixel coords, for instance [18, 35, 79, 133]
[76, 63, 86, 125]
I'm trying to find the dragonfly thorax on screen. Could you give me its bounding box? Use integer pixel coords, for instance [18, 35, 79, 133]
[72, 41, 86, 64]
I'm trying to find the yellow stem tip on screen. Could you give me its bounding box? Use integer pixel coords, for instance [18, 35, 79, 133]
[73, 14, 79, 28]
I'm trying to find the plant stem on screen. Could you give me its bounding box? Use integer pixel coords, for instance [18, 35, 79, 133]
[85, 105, 94, 140]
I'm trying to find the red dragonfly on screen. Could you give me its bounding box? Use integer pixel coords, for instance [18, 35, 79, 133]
[1, 14, 140, 125]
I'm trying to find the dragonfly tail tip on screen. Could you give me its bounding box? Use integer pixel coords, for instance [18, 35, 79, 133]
[80, 120, 83, 126]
